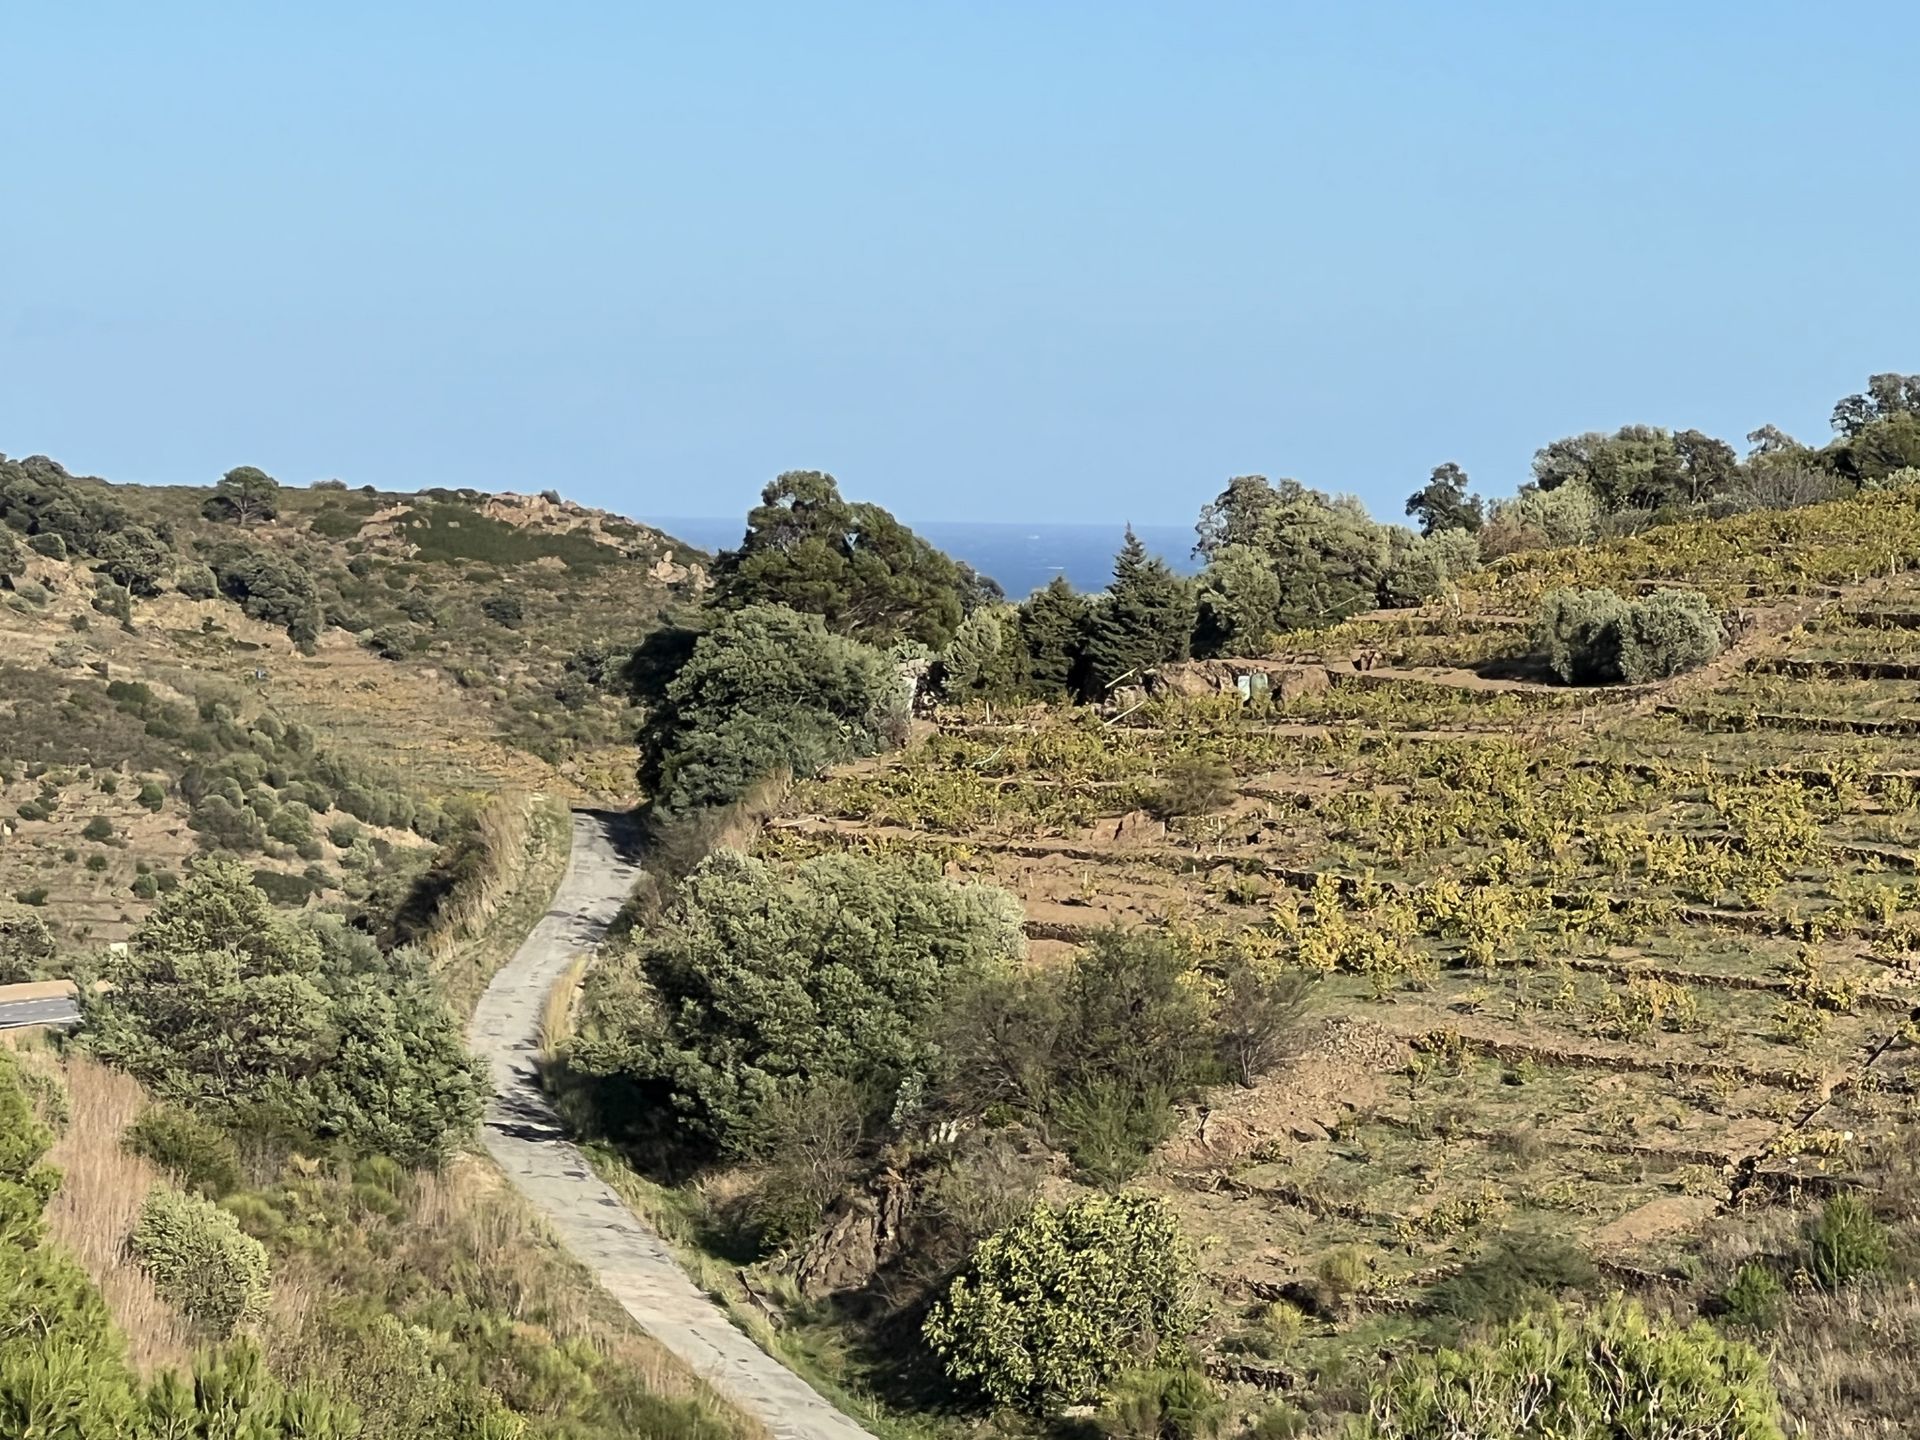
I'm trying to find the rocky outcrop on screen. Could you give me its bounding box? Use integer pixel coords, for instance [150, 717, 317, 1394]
[791, 1170, 915, 1298]
[1148, 660, 1332, 703]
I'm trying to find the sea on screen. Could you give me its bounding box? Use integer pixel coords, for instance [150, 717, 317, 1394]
[646, 517, 1199, 598]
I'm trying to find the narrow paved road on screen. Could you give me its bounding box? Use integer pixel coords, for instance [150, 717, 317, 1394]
[0, 983, 81, 1031]
[469, 810, 874, 1440]
[0, 996, 79, 1030]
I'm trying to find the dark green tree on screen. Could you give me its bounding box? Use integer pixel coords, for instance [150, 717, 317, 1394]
[1831, 373, 1920, 437]
[712, 470, 978, 648]
[1084, 530, 1195, 692]
[564, 849, 1024, 1155]
[92, 524, 172, 597]
[1673, 428, 1740, 503]
[640, 603, 904, 816]
[203, 466, 281, 525]
[1193, 544, 1282, 655]
[1404, 463, 1484, 534]
[1016, 578, 1092, 698]
[1531, 426, 1691, 511]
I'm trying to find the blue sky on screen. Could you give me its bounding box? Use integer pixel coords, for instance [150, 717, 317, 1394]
[4, 3, 1915, 526]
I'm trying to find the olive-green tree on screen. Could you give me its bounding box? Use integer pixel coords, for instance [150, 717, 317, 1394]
[639, 603, 905, 817]
[564, 849, 1024, 1157]
[0, 900, 56, 983]
[204, 465, 282, 525]
[1193, 544, 1282, 656]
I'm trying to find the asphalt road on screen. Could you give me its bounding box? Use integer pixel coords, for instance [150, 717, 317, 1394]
[0, 995, 81, 1030]
[469, 809, 874, 1440]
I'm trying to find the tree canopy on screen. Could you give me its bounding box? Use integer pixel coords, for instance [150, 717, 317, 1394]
[1404, 462, 1484, 535]
[83, 862, 485, 1164]
[564, 849, 1024, 1156]
[639, 603, 905, 817]
[204, 465, 282, 525]
[1084, 529, 1195, 690]
[711, 470, 982, 648]
[923, 1191, 1201, 1414]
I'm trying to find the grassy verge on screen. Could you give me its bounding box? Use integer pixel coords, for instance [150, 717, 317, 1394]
[436, 791, 571, 1019]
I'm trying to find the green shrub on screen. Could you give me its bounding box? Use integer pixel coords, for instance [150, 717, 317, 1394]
[16, 798, 51, 822]
[1052, 1077, 1178, 1186]
[924, 1191, 1201, 1413]
[13, 887, 49, 907]
[0, 899, 58, 982]
[1805, 1193, 1890, 1292]
[1350, 1297, 1782, 1440]
[1532, 586, 1723, 685]
[1098, 1363, 1224, 1440]
[131, 873, 159, 900]
[639, 604, 907, 818]
[81, 816, 113, 842]
[175, 561, 219, 600]
[564, 849, 1023, 1157]
[1532, 587, 1634, 684]
[124, 1105, 244, 1196]
[480, 593, 524, 627]
[362, 623, 418, 660]
[1720, 1260, 1785, 1329]
[137, 780, 167, 811]
[29, 531, 68, 559]
[1617, 587, 1726, 682]
[131, 1186, 272, 1334]
[86, 853, 109, 873]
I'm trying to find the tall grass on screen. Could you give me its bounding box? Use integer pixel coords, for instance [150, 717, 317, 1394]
[539, 956, 588, 1060]
[427, 792, 570, 1017]
[39, 1051, 196, 1374]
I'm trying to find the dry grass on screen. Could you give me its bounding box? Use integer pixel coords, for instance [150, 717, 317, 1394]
[38, 1051, 195, 1374]
[434, 792, 571, 1019]
[259, 1155, 765, 1435]
[539, 956, 588, 1059]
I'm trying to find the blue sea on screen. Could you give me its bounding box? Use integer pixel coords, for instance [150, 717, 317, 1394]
[647, 517, 1198, 598]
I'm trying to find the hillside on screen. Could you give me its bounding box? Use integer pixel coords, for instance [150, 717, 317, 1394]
[0, 454, 702, 946]
[562, 480, 1920, 1439]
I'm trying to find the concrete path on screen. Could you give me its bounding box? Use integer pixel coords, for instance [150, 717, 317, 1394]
[468, 810, 874, 1440]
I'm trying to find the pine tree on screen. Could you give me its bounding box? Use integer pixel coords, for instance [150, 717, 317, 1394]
[1084, 530, 1195, 693]
[1017, 577, 1092, 698]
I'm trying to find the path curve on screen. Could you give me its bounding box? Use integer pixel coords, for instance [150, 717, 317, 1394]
[469, 810, 874, 1440]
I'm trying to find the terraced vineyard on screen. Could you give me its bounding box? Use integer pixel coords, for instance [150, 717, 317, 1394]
[761, 522, 1920, 1431]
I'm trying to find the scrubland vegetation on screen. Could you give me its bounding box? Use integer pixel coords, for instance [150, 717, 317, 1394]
[545, 375, 1920, 1440]
[12, 372, 1920, 1438]
[0, 458, 749, 1435]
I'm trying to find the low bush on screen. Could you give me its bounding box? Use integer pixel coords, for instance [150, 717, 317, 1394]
[0, 899, 57, 982]
[124, 1104, 244, 1196]
[1351, 1297, 1782, 1440]
[1805, 1193, 1890, 1292]
[924, 1191, 1201, 1413]
[1532, 585, 1723, 685]
[131, 1185, 272, 1334]
[1720, 1260, 1785, 1329]
[1150, 755, 1236, 818]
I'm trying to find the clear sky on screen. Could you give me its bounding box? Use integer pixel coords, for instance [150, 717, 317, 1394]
[5, 2, 1916, 526]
